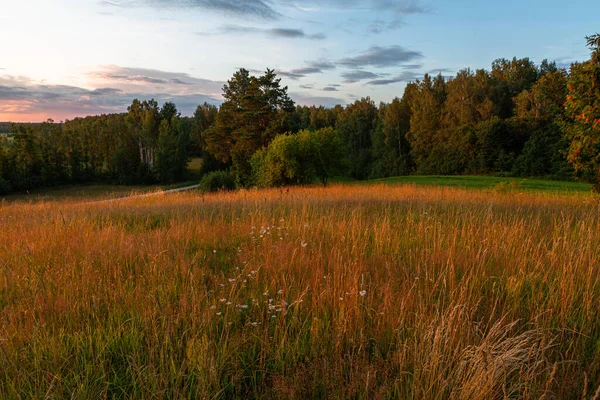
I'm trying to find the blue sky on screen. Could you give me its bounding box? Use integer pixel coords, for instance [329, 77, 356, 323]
[0, 0, 598, 121]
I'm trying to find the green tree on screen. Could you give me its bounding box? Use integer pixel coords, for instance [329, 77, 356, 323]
[251, 128, 344, 187]
[371, 97, 413, 178]
[250, 133, 316, 187]
[512, 121, 572, 178]
[312, 127, 345, 184]
[191, 102, 218, 154]
[155, 116, 190, 183]
[490, 57, 539, 118]
[442, 68, 494, 129]
[512, 68, 571, 179]
[336, 97, 378, 179]
[6, 125, 44, 190]
[205, 69, 295, 186]
[565, 34, 600, 188]
[159, 101, 180, 122]
[406, 75, 447, 170]
[515, 69, 568, 121]
[0, 136, 11, 194]
[126, 99, 160, 177]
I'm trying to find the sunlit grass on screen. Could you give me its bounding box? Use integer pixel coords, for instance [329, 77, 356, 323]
[0, 184, 599, 398]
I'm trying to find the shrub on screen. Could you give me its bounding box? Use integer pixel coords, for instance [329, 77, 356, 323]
[198, 171, 235, 192]
[250, 128, 345, 188]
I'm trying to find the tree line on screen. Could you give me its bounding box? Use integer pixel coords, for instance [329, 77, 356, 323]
[1, 34, 599, 194]
[0, 100, 191, 194]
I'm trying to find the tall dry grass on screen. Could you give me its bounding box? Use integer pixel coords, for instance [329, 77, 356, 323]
[0, 184, 599, 399]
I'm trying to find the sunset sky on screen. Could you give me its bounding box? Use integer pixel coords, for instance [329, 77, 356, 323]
[1, 0, 598, 122]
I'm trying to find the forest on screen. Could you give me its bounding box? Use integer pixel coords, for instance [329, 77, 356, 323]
[1, 34, 599, 194]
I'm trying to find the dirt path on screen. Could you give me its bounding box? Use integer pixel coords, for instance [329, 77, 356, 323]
[90, 183, 201, 204]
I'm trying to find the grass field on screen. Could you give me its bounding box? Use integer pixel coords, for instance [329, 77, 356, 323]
[367, 175, 593, 193]
[1, 183, 600, 398]
[4, 173, 592, 204]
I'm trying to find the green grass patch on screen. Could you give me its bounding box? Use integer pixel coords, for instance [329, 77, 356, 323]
[364, 175, 593, 193]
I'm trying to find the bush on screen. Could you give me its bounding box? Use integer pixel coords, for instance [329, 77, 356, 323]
[249, 149, 268, 188]
[198, 171, 235, 192]
[250, 128, 346, 188]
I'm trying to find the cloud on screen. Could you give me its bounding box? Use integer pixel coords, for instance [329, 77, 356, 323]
[366, 70, 420, 85]
[339, 45, 423, 69]
[291, 67, 324, 74]
[285, 0, 429, 34]
[281, 0, 428, 15]
[299, 84, 314, 89]
[426, 68, 454, 75]
[290, 92, 345, 108]
[373, 0, 428, 14]
[0, 68, 223, 121]
[341, 70, 382, 83]
[88, 66, 225, 95]
[274, 71, 306, 80]
[274, 60, 336, 80]
[402, 64, 423, 70]
[104, 0, 429, 24]
[368, 18, 406, 33]
[271, 28, 325, 40]
[307, 61, 336, 70]
[102, 0, 280, 19]
[204, 25, 326, 40]
[99, 0, 122, 6]
[283, 60, 336, 77]
[322, 86, 338, 92]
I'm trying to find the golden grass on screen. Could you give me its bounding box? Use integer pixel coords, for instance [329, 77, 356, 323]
[0, 184, 599, 398]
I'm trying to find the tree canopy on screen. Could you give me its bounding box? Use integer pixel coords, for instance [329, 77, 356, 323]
[205, 68, 295, 186]
[565, 34, 600, 188]
[2, 34, 600, 195]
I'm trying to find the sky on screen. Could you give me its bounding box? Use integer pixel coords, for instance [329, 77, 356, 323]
[0, 0, 598, 122]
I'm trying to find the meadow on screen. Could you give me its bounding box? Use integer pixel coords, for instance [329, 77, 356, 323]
[1, 182, 600, 399]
